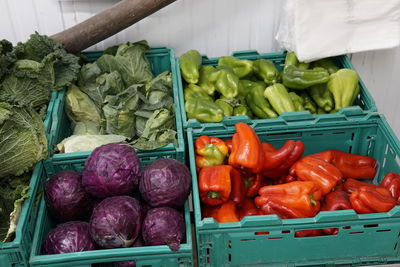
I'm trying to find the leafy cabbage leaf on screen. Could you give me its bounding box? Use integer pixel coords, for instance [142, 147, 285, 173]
[0, 102, 47, 178]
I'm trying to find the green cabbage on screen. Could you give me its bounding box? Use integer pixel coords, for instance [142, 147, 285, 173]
[0, 102, 47, 178]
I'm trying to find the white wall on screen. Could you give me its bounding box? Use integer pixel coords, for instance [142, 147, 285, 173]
[1, 0, 399, 135]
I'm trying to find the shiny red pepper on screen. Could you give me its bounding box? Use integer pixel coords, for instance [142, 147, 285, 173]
[199, 165, 232, 206]
[310, 150, 377, 179]
[238, 198, 261, 220]
[245, 173, 264, 197]
[214, 201, 240, 223]
[343, 178, 378, 194]
[291, 156, 343, 196]
[230, 168, 246, 208]
[350, 186, 396, 214]
[255, 181, 322, 219]
[381, 173, 400, 204]
[261, 140, 305, 178]
[229, 123, 264, 173]
[321, 190, 352, 235]
[273, 174, 297, 185]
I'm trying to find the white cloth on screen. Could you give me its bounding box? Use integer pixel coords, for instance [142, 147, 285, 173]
[276, 0, 400, 62]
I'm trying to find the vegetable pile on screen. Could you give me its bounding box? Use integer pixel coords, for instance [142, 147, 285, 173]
[0, 33, 80, 241]
[59, 40, 178, 153]
[42, 143, 191, 266]
[179, 50, 360, 123]
[196, 123, 400, 237]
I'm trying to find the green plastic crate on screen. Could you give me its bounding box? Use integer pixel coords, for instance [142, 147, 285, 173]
[188, 113, 400, 266]
[176, 50, 377, 129]
[0, 91, 59, 267]
[48, 47, 185, 163]
[30, 156, 193, 267]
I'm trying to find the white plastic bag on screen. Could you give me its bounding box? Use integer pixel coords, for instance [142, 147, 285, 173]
[276, 0, 400, 62]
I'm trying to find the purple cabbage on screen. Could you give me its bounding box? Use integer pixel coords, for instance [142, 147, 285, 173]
[44, 170, 92, 222]
[89, 196, 143, 249]
[42, 221, 97, 254]
[139, 158, 191, 208]
[142, 207, 185, 251]
[82, 143, 141, 198]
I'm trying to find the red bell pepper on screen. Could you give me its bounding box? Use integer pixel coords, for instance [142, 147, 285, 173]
[214, 201, 240, 223]
[273, 174, 297, 185]
[199, 165, 232, 206]
[350, 186, 396, 214]
[228, 123, 264, 173]
[255, 181, 321, 219]
[230, 168, 246, 208]
[195, 135, 228, 169]
[310, 150, 377, 179]
[381, 172, 400, 204]
[238, 198, 261, 220]
[202, 205, 218, 219]
[292, 156, 342, 196]
[321, 189, 352, 235]
[295, 229, 322, 237]
[244, 173, 264, 197]
[261, 140, 305, 178]
[343, 178, 378, 194]
[224, 139, 233, 154]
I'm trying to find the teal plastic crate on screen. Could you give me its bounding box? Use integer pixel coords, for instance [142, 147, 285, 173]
[0, 91, 58, 267]
[176, 50, 377, 129]
[48, 47, 185, 163]
[30, 156, 193, 267]
[188, 113, 400, 266]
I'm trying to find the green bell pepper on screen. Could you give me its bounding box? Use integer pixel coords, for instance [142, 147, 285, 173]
[215, 99, 234, 117]
[179, 50, 202, 84]
[263, 83, 296, 115]
[309, 84, 334, 112]
[300, 92, 317, 114]
[184, 84, 213, 102]
[233, 105, 253, 118]
[252, 59, 279, 85]
[282, 65, 330, 90]
[312, 58, 339, 74]
[214, 67, 239, 98]
[218, 56, 253, 78]
[289, 92, 305, 111]
[328, 68, 360, 111]
[284, 51, 299, 70]
[246, 82, 278, 119]
[185, 98, 224, 123]
[198, 65, 218, 95]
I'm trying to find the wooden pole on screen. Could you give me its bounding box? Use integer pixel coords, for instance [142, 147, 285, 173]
[51, 0, 176, 53]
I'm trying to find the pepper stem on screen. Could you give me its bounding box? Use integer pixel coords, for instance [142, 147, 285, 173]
[208, 191, 221, 199]
[310, 194, 316, 206]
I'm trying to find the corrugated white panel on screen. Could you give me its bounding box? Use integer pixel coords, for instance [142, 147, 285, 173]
[352, 46, 400, 136]
[1, 0, 400, 135]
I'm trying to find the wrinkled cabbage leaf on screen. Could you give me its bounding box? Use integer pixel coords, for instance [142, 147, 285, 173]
[96, 40, 153, 87]
[0, 102, 47, 178]
[0, 173, 30, 242]
[102, 85, 142, 138]
[65, 84, 102, 125]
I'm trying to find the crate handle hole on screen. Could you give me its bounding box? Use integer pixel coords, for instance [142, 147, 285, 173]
[377, 229, 391, 232]
[228, 240, 232, 248]
[350, 231, 364, 234]
[268, 237, 282, 240]
[240, 239, 255, 242]
[228, 254, 232, 262]
[343, 226, 351, 229]
[282, 230, 290, 234]
[255, 231, 270, 235]
[364, 224, 379, 228]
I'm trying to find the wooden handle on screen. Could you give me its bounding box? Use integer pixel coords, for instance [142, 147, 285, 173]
[51, 0, 176, 53]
